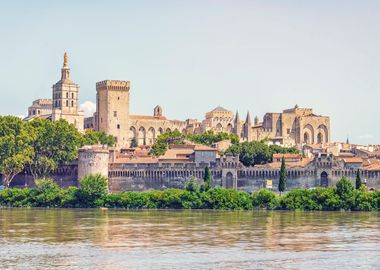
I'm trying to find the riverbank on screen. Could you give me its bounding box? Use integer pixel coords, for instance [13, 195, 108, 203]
[1, 176, 379, 211]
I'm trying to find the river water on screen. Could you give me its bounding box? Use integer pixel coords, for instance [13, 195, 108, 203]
[0, 209, 379, 270]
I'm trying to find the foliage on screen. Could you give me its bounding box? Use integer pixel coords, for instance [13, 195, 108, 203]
[27, 119, 82, 179]
[0, 116, 33, 187]
[0, 176, 380, 211]
[150, 130, 240, 156]
[130, 137, 138, 148]
[185, 177, 199, 192]
[355, 169, 362, 190]
[200, 166, 212, 192]
[186, 130, 240, 146]
[82, 129, 114, 147]
[76, 174, 108, 207]
[225, 140, 300, 166]
[278, 157, 287, 193]
[150, 130, 184, 156]
[34, 178, 62, 207]
[252, 189, 280, 209]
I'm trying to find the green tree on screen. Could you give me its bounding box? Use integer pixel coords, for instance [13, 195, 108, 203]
[0, 116, 33, 187]
[27, 119, 82, 179]
[355, 169, 362, 190]
[76, 174, 108, 207]
[82, 130, 115, 147]
[130, 137, 138, 148]
[336, 177, 354, 199]
[150, 130, 184, 156]
[200, 166, 212, 192]
[278, 157, 287, 194]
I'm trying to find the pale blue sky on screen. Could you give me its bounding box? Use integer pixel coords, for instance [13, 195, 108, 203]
[0, 0, 379, 144]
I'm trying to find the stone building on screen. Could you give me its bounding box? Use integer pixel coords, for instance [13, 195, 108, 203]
[24, 99, 53, 121]
[51, 53, 84, 132]
[93, 78, 330, 148]
[24, 53, 84, 132]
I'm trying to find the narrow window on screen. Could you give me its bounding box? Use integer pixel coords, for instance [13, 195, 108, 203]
[66, 100, 68, 107]
[71, 100, 74, 107]
[66, 92, 68, 98]
[114, 111, 117, 117]
[72, 93, 74, 99]
[117, 124, 120, 129]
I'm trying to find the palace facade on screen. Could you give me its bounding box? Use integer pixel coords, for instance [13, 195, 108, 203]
[25, 53, 330, 148]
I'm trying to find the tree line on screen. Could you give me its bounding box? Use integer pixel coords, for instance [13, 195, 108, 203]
[0, 116, 114, 187]
[0, 174, 379, 211]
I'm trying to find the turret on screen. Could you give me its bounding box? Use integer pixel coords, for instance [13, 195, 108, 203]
[233, 111, 241, 136]
[244, 111, 252, 141]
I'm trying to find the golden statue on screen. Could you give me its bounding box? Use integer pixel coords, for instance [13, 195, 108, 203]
[63, 52, 68, 67]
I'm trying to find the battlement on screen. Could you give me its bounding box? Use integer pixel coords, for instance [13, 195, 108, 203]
[96, 80, 130, 91]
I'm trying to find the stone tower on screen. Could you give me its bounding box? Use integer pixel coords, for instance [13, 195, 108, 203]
[96, 80, 130, 148]
[154, 105, 162, 117]
[244, 111, 252, 141]
[233, 111, 241, 136]
[51, 52, 84, 132]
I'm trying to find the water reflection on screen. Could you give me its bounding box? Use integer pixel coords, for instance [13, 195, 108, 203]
[0, 209, 379, 269]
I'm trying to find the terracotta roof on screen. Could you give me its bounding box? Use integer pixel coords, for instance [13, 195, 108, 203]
[114, 157, 158, 164]
[256, 158, 313, 169]
[363, 158, 380, 167]
[273, 153, 302, 159]
[194, 145, 217, 151]
[129, 114, 167, 120]
[341, 157, 363, 164]
[365, 164, 380, 171]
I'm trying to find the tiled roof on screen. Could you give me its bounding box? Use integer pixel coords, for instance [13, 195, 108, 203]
[273, 153, 302, 159]
[341, 157, 363, 164]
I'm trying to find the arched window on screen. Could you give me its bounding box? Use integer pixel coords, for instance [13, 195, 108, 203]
[72, 93, 74, 99]
[66, 100, 68, 107]
[66, 92, 68, 98]
[71, 100, 74, 107]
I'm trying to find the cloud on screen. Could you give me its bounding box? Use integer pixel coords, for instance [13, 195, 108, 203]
[80, 101, 96, 117]
[357, 133, 374, 140]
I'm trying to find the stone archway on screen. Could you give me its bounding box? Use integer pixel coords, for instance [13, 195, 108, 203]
[317, 132, 324, 144]
[216, 123, 223, 133]
[226, 123, 233, 133]
[226, 172, 234, 189]
[147, 127, 155, 145]
[320, 171, 328, 187]
[317, 124, 329, 143]
[303, 124, 314, 144]
[129, 126, 137, 146]
[138, 127, 146, 145]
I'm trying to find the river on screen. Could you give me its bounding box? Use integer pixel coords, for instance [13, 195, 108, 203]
[0, 209, 379, 269]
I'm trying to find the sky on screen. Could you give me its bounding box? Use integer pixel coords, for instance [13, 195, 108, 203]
[0, 0, 379, 144]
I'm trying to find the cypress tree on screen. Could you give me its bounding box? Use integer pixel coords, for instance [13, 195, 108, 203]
[203, 166, 212, 190]
[130, 137, 138, 148]
[278, 157, 287, 195]
[355, 169, 362, 189]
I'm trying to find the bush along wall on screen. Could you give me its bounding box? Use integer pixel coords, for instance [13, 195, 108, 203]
[0, 176, 380, 211]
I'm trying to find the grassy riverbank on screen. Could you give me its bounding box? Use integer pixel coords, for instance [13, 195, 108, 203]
[1, 175, 379, 211]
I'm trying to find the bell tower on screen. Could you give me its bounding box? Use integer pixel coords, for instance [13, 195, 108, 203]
[51, 52, 84, 132]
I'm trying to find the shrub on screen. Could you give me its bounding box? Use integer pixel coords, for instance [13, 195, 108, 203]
[252, 189, 279, 209]
[77, 174, 108, 207]
[0, 188, 34, 207]
[335, 177, 355, 210]
[34, 178, 61, 207]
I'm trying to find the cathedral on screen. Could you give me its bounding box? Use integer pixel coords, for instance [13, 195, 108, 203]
[25, 53, 330, 148]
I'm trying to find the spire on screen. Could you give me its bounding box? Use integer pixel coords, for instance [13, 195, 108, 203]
[234, 110, 240, 123]
[63, 52, 68, 67]
[245, 111, 251, 125]
[254, 115, 259, 126]
[61, 52, 70, 80]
